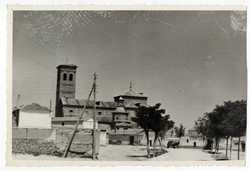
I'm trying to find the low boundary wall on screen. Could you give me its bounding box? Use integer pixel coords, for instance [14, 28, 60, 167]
[12, 128, 100, 157]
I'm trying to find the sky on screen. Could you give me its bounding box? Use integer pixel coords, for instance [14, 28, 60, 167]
[12, 11, 247, 130]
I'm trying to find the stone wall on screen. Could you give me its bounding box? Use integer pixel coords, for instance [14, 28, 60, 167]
[12, 128, 100, 157]
[12, 138, 56, 155]
[55, 128, 100, 154]
[109, 134, 142, 145]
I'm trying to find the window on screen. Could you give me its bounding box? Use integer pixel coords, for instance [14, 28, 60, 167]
[63, 73, 67, 80]
[116, 117, 119, 120]
[69, 110, 73, 113]
[98, 112, 102, 115]
[62, 122, 64, 126]
[69, 74, 73, 81]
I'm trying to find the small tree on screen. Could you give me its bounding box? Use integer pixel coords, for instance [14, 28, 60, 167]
[195, 115, 209, 149]
[133, 103, 175, 158]
[157, 119, 175, 151]
[222, 100, 246, 160]
[148, 103, 165, 157]
[132, 105, 152, 158]
[206, 104, 229, 153]
[175, 124, 185, 146]
[195, 100, 246, 159]
[132, 103, 167, 158]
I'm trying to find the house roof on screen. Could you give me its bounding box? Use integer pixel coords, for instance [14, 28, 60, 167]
[188, 126, 197, 131]
[114, 90, 147, 98]
[125, 101, 150, 108]
[109, 129, 143, 135]
[19, 103, 50, 112]
[61, 97, 117, 108]
[52, 116, 95, 122]
[116, 122, 132, 127]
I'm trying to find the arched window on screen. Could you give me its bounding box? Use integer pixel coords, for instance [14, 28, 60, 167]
[69, 74, 73, 81]
[63, 73, 67, 80]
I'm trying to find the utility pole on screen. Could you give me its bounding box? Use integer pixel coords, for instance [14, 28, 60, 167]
[63, 83, 94, 158]
[16, 94, 20, 109]
[50, 99, 52, 117]
[15, 94, 20, 127]
[92, 73, 97, 160]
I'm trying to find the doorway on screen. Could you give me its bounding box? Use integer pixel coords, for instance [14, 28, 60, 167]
[130, 136, 134, 145]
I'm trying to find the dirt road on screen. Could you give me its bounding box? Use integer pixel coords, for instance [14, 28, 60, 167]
[12, 145, 245, 162]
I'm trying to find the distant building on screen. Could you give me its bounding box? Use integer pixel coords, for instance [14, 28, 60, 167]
[53, 63, 149, 132]
[188, 126, 200, 138]
[52, 116, 98, 129]
[12, 103, 52, 128]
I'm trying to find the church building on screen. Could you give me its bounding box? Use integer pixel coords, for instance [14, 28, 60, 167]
[52, 63, 149, 132]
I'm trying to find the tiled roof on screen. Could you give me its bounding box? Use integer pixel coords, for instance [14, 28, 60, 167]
[188, 126, 197, 131]
[52, 117, 83, 122]
[113, 106, 127, 113]
[109, 129, 144, 135]
[52, 116, 93, 122]
[116, 122, 132, 127]
[61, 97, 117, 108]
[125, 101, 150, 108]
[20, 103, 50, 112]
[125, 101, 138, 108]
[115, 90, 147, 98]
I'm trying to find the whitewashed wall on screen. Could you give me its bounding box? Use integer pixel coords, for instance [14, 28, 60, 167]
[18, 111, 51, 128]
[81, 118, 98, 129]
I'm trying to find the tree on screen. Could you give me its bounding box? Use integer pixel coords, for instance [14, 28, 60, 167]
[175, 124, 185, 146]
[205, 104, 229, 153]
[132, 104, 157, 158]
[157, 119, 175, 152]
[132, 103, 173, 158]
[221, 100, 246, 160]
[195, 100, 246, 159]
[195, 115, 209, 149]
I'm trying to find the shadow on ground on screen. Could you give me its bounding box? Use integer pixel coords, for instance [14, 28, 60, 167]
[126, 147, 168, 160]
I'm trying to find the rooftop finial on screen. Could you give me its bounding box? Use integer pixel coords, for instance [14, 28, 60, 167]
[66, 58, 68, 64]
[130, 81, 132, 91]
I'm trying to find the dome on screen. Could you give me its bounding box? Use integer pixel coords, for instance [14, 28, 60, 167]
[113, 106, 126, 113]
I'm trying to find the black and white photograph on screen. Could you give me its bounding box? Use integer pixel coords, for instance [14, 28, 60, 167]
[8, 7, 247, 165]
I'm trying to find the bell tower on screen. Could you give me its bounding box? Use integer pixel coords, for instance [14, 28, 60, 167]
[55, 63, 77, 116]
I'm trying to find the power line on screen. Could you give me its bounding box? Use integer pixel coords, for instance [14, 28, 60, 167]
[14, 49, 56, 73]
[13, 27, 90, 75]
[13, 27, 65, 62]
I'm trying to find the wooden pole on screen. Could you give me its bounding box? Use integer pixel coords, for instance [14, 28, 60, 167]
[92, 73, 97, 160]
[62, 84, 94, 158]
[226, 136, 228, 160]
[238, 136, 240, 160]
[230, 136, 232, 160]
[15, 94, 20, 126]
[50, 99, 52, 117]
[50, 99, 52, 111]
[16, 94, 20, 108]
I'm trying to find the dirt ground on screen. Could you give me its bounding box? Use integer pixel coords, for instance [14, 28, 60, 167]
[98, 145, 159, 161]
[12, 145, 245, 161]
